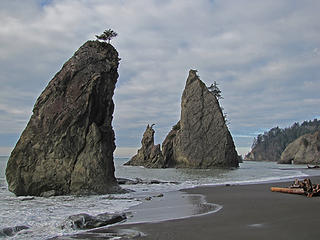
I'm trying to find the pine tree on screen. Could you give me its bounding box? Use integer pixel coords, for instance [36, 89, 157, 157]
[208, 81, 223, 100]
[96, 29, 118, 43]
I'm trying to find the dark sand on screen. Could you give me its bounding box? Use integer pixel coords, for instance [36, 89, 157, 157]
[109, 176, 320, 240]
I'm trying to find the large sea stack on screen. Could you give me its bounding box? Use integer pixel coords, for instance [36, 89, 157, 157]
[6, 41, 121, 196]
[126, 70, 239, 168]
[162, 70, 239, 168]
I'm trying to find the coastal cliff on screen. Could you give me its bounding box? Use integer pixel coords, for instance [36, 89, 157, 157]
[6, 41, 121, 196]
[245, 119, 320, 162]
[126, 70, 239, 168]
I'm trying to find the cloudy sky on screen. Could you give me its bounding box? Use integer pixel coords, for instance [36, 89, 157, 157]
[1, 0, 319, 157]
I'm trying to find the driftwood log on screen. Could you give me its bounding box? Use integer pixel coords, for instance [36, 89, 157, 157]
[271, 178, 320, 197]
[270, 187, 305, 195]
[307, 165, 320, 169]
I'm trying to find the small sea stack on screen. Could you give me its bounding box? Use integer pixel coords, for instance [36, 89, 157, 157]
[125, 124, 164, 168]
[6, 40, 121, 196]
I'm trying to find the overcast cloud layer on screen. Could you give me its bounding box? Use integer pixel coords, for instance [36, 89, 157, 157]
[1, 0, 319, 156]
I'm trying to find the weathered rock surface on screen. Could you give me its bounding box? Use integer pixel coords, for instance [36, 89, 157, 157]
[6, 40, 121, 196]
[0, 225, 29, 237]
[61, 212, 126, 230]
[244, 120, 320, 162]
[162, 122, 181, 167]
[125, 124, 164, 168]
[279, 131, 320, 164]
[163, 70, 239, 168]
[126, 70, 238, 168]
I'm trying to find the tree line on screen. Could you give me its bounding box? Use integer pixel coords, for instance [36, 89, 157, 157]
[246, 119, 320, 161]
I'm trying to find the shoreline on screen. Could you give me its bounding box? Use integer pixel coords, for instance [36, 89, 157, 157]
[118, 167, 318, 225]
[3, 158, 320, 239]
[123, 191, 222, 225]
[85, 175, 320, 240]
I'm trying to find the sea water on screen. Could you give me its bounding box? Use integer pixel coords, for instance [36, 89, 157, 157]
[0, 156, 318, 239]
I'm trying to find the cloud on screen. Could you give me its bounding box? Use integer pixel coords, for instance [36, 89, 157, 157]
[1, 0, 320, 153]
[114, 147, 138, 158]
[0, 147, 13, 156]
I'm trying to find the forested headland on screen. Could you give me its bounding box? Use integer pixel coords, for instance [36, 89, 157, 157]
[245, 119, 320, 162]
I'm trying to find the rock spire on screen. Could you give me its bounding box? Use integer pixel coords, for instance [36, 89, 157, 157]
[162, 70, 239, 168]
[126, 70, 239, 168]
[125, 124, 164, 168]
[6, 41, 121, 196]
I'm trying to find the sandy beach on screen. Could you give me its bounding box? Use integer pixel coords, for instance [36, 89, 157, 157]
[51, 175, 320, 240]
[105, 176, 320, 240]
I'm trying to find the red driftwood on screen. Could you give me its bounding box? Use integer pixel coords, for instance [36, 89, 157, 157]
[271, 178, 320, 197]
[270, 187, 305, 195]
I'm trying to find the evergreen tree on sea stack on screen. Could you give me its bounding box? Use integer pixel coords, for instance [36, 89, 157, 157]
[208, 81, 223, 100]
[96, 29, 118, 43]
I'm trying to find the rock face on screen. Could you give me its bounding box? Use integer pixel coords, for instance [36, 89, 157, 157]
[244, 120, 320, 162]
[0, 226, 29, 237]
[125, 124, 164, 168]
[162, 122, 181, 167]
[279, 131, 320, 164]
[6, 41, 121, 196]
[162, 70, 238, 168]
[126, 70, 239, 168]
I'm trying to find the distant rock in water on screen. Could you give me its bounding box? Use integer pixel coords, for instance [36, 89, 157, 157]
[126, 70, 239, 168]
[279, 131, 320, 164]
[6, 40, 121, 196]
[125, 124, 164, 168]
[162, 70, 238, 168]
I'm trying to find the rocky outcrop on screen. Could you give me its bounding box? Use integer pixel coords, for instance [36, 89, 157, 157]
[162, 122, 181, 167]
[0, 226, 29, 237]
[127, 70, 238, 169]
[244, 151, 267, 162]
[245, 120, 320, 162]
[61, 213, 126, 230]
[6, 40, 121, 196]
[117, 177, 179, 185]
[279, 131, 320, 164]
[125, 124, 164, 168]
[162, 70, 239, 168]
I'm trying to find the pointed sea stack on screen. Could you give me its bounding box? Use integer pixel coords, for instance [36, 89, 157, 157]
[125, 124, 164, 168]
[6, 41, 121, 196]
[163, 70, 239, 168]
[126, 70, 239, 169]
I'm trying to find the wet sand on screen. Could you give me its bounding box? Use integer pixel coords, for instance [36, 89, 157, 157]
[110, 176, 320, 240]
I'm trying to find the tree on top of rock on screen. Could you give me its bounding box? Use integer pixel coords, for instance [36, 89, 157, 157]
[208, 81, 223, 100]
[96, 29, 118, 43]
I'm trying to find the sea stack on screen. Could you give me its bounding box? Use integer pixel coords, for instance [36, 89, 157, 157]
[126, 70, 239, 168]
[279, 131, 320, 164]
[6, 41, 121, 196]
[125, 124, 164, 168]
[163, 70, 239, 168]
